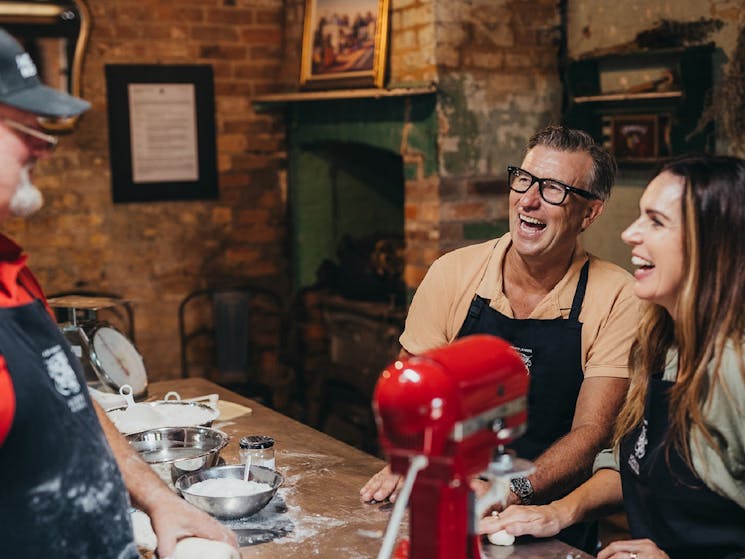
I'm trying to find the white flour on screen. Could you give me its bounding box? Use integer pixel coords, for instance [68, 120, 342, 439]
[186, 478, 271, 497]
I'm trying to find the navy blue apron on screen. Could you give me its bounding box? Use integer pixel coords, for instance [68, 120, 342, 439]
[619, 375, 745, 559]
[0, 298, 137, 558]
[458, 259, 596, 552]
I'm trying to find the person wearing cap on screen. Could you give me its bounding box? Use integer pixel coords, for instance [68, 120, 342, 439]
[0, 29, 238, 558]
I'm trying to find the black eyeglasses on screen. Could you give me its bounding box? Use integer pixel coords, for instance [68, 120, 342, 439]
[507, 166, 599, 206]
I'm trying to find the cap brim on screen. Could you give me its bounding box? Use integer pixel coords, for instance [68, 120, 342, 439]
[2, 83, 90, 118]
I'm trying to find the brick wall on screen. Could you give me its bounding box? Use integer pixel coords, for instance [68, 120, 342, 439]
[279, 0, 562, 293]
[3, 0, 288, 382]
[412, 0, 563, 288]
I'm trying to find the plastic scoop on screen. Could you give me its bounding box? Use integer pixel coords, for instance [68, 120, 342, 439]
[118, 384, 165, 429]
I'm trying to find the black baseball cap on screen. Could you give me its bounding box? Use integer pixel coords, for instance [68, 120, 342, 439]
[0, 28, 90, 118]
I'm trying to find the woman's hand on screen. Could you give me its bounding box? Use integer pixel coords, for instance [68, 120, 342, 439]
[477, 503, 564, 539]
[597, 539, 670, 559]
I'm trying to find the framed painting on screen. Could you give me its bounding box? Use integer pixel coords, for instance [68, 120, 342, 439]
[609, 114, 660, 161]
[300, 0, 390, 89]
[104, 64, 218, 203]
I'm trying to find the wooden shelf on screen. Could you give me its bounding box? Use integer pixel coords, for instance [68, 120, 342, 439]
[574, 90, 683, 104]
[252, 85, 436, 106]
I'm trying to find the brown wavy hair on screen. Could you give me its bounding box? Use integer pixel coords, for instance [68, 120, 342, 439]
[613, 155, 745, 467]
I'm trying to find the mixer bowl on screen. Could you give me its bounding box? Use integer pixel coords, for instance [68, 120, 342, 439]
[126, 426, 229, 487]
[175, 464, 283, 519]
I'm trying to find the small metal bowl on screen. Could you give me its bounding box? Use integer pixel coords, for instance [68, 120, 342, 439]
[175, 464, 283, 519]
[126, 426, 229, 488]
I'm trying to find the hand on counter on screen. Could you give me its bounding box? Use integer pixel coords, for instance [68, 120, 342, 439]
[477, 503, 564, 540]
[147, 493, 238, 558]
[597, 538, 670, 559]
[360, 464, 403, 503]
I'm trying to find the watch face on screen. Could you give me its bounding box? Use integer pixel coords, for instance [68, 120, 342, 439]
[91, 326, 148, 396]
[510, 477, 534, 504]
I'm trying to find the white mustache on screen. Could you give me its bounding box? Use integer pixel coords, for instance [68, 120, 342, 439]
[9, 166, 44, 218]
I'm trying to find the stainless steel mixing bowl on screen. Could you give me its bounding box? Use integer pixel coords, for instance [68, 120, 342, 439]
[175, 464, 283, 519]
[126, 426, 229, 487]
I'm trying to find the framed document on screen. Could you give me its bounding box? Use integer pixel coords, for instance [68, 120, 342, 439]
[105, 64, 218, 203]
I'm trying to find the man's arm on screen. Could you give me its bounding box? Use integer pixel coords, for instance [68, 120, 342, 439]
[515, 376, 628, 505]
[94, 403, 238, 557]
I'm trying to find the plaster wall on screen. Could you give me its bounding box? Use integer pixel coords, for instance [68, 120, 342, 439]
[570, 0, 744, 271]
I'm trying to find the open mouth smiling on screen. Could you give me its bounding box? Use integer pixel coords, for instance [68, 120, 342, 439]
[631, 255, 654, 270]
[519, 214, 546, 231]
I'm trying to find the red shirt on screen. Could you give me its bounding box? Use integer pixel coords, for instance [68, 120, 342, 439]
[0, 233, 52, 445]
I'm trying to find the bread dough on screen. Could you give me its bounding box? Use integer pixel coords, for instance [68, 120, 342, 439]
[172, 537, 240, 559]
[487, 529, 515, 546]
[130, 509, 157, 551]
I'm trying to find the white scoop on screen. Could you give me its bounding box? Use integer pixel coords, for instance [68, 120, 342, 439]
[118, 384, 164, 429]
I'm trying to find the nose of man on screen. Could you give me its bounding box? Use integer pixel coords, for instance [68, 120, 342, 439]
[517, 182, 542, 209]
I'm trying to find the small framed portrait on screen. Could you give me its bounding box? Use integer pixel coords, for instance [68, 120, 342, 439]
[300, 0, 390, 90]
[609, 115, 660, 161]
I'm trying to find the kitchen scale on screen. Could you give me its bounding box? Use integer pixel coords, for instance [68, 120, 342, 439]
[48, 295, 149, 398]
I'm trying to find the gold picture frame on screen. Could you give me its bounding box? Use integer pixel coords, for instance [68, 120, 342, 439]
[300, 0, 389, 90]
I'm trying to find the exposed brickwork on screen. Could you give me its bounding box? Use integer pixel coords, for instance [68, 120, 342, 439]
[3, 0, 288, 382]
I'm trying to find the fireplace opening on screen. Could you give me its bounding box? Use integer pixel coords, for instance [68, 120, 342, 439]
[292, 140, 406, 453]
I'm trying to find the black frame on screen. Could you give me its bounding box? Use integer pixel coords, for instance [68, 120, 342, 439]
[105, 64, 218, 203]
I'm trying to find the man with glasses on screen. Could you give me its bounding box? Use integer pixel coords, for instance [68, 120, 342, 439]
[361, 125, 638, 552]
[0, 29, 238, 558]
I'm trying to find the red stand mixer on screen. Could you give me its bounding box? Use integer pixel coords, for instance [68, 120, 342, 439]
[372, 334, 533, 559]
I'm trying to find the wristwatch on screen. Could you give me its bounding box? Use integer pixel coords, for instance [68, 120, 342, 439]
[510, 477, 534, 504]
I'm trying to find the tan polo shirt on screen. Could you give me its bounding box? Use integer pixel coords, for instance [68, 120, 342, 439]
[399, 233, 639, 378]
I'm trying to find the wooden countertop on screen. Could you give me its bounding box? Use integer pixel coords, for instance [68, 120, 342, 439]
[148, 379, 594, 558]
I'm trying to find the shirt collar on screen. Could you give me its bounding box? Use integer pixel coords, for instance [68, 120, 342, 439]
[479, 234, 589, 319]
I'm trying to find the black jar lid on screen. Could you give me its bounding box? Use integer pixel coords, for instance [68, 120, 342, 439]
[240, 435, 275, 449]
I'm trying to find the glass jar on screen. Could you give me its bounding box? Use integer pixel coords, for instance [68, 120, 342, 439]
[239, 435, 276, 470]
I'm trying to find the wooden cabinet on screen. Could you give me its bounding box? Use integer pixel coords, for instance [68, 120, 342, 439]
[564, 45, 714, 164]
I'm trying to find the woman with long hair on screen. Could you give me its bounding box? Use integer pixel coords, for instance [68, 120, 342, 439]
[479, 155, 745, 559]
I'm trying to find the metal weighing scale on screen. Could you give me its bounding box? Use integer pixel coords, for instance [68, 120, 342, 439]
[47, 295, 149, 398]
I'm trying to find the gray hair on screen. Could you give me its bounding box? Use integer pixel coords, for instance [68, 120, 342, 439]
[527, 125, 617, 201]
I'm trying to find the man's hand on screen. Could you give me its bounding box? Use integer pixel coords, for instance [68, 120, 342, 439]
[360, 465, 403, 503]
[147, 491, 238, 558]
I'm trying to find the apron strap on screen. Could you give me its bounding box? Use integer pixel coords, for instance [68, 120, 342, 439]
[568, 260, 589, 322]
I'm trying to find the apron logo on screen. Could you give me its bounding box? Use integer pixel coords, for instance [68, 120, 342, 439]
[42, 345, 86, 413]
[627, 419, 648, 475]
[512, 346, 533, 370]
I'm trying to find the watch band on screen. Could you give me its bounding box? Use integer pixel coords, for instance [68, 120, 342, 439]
[509, 476, 534, 504]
